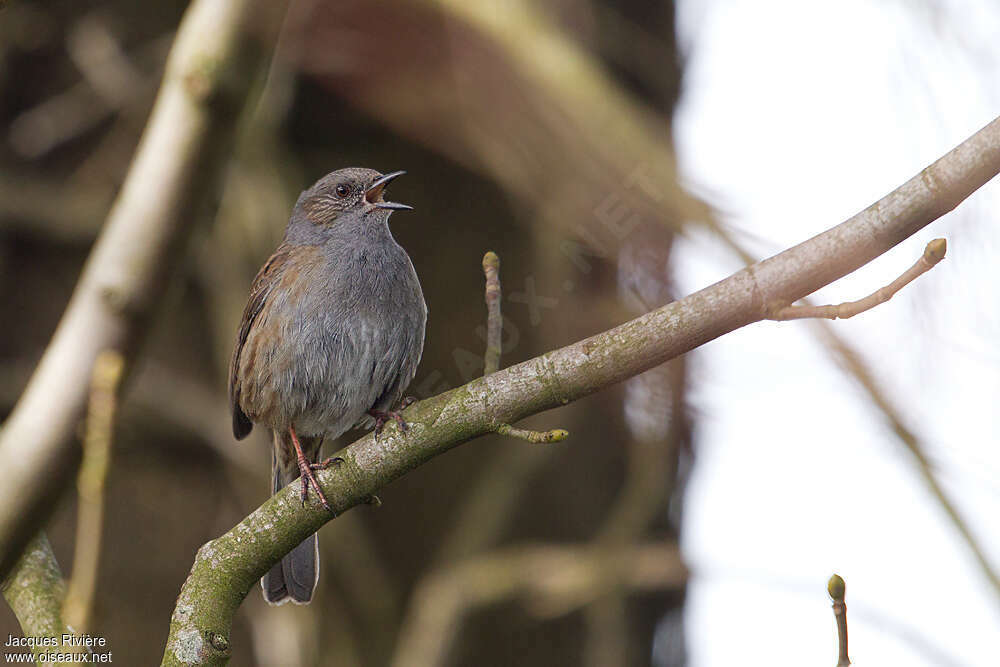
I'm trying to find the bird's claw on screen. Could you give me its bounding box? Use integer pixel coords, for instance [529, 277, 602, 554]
[369, 406, 411, 438]
[297, 456, 335, 515]
[311, 456, 344, 470]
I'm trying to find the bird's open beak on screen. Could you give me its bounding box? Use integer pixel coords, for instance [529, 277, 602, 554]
[366, 171, 413, 210]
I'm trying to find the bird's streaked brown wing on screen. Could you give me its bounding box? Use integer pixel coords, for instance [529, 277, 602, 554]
[229, 245, 293, 440]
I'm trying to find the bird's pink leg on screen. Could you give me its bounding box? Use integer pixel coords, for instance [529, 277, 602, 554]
[289, 425, 334, 514]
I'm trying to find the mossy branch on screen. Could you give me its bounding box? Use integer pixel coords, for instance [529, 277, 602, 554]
[0, 534, 73, 663]
[161, 116, 1000, 665]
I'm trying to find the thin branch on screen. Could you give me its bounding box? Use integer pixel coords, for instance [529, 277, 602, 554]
[828, 574, 850, 667]
[768, 239, 947, 320]
[160, 115, 1000, 666]
[482, 253, 568, 443]
[0, 0, 289, 581]
[482, 251, 503, 375]
[433, 250, 555, 564]
[62, 350, 124, 633]
[402, 251, 572, 660]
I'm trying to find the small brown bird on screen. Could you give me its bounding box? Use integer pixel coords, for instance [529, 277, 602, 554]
[229, 168, 426, 604]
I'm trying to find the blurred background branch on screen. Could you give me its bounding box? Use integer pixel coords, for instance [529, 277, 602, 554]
[391, 542, 686, 667]
[0, 0, 288, 580]
[61, 350, 124, 634]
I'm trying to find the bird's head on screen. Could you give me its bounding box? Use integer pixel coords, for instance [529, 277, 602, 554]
[296, 167, 412, 230]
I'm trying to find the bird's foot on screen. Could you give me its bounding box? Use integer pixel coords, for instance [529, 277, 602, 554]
[369, 398, 416, 438]
[296, 456, 335, 514]
[289, 426, 336, 515]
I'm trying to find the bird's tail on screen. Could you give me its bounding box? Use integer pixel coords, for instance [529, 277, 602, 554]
[261, 430, 322, 605]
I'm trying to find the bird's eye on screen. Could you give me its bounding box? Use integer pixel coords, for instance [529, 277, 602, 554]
[335, 184, 350, 198]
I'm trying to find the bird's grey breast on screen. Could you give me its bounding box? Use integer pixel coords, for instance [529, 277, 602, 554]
[287, 235, 426, 435]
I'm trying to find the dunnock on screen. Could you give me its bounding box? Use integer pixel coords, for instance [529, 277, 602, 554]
[229, 168, 426, 604]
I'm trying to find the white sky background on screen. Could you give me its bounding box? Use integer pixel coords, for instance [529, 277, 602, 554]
[670, 1, 1000, 665]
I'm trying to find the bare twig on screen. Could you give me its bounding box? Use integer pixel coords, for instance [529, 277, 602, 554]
[402, 250, 571, 660]
[828, 574, 850, 667]
[0, 0, 289, 581]
[434, 243, 558, 565]
[161, 115, 1000, 666]
[768, 239, 947, 320]
[390, 542, 686, 667]
[494, 423, 568, 443]
[482, 251, 503, 375]
[483, 253, 568, 443]
[62, 350, 125, 633]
